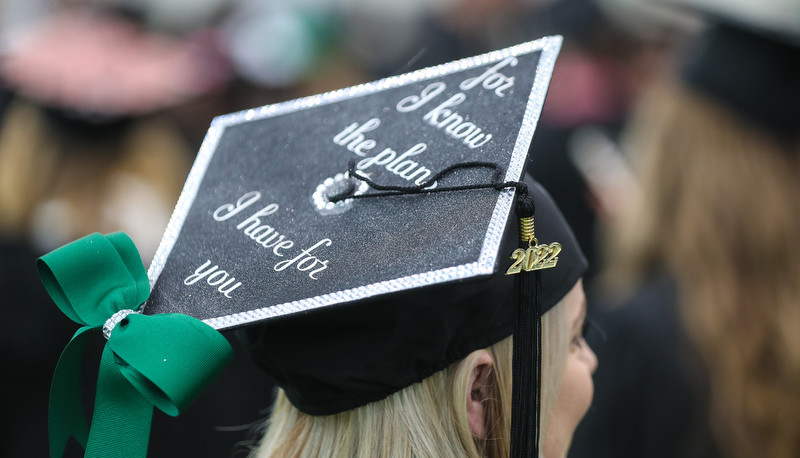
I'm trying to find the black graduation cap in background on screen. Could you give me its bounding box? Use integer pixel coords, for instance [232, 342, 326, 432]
[679, 8, 800, 142]
[136, 36, 586, 457]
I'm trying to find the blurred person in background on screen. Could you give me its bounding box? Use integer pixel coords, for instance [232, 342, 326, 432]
[571, 0, 800, 457]
[0, 5, 223, 259]
[0, 3, 240, 456]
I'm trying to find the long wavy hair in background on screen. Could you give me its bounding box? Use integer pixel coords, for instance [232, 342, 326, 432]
[608, 80, 800, 458]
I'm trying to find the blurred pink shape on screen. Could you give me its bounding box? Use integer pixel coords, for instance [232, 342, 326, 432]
[1, 9, 231, 116]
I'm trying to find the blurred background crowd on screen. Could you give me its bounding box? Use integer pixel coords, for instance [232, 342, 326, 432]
[1, 0, 797, 457]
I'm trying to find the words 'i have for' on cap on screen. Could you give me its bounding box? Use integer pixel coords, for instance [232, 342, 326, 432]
[38, 35, 587, 458]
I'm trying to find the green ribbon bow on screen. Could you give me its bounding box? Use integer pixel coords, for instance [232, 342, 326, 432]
[38, 232, 233, 458]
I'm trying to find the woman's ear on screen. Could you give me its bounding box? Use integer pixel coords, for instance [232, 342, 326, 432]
[466, 350, 494, 438]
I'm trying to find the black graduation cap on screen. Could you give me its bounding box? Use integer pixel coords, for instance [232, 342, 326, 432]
[665, 0, 800, 142]
[39, 36, 587, 458]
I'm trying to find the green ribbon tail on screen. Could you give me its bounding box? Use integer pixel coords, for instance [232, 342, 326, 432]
[85, 345, 154, 458]
[49, 327, 93, 458]
[83, 312, 232, 457]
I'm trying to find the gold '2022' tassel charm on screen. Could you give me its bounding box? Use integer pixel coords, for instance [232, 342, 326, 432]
[506, 214, 561, 275]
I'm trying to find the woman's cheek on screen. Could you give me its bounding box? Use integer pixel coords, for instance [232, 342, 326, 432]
[565, 352, 595, 420]
[545, 352, 597, 458]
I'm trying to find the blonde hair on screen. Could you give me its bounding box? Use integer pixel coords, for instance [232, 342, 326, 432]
[609, 80, 800, 458]
[251, 300, 569, 458]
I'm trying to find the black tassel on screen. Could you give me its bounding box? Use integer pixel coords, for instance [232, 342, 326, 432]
[510, 188, 542, 458]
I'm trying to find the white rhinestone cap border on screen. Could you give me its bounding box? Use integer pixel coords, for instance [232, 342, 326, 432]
[147, 36, 563, 330]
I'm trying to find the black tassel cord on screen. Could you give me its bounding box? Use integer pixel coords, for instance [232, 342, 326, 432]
[328, 159, 513, 202]
[510, 188, 542, 458]
[334, 160, 544, 458]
